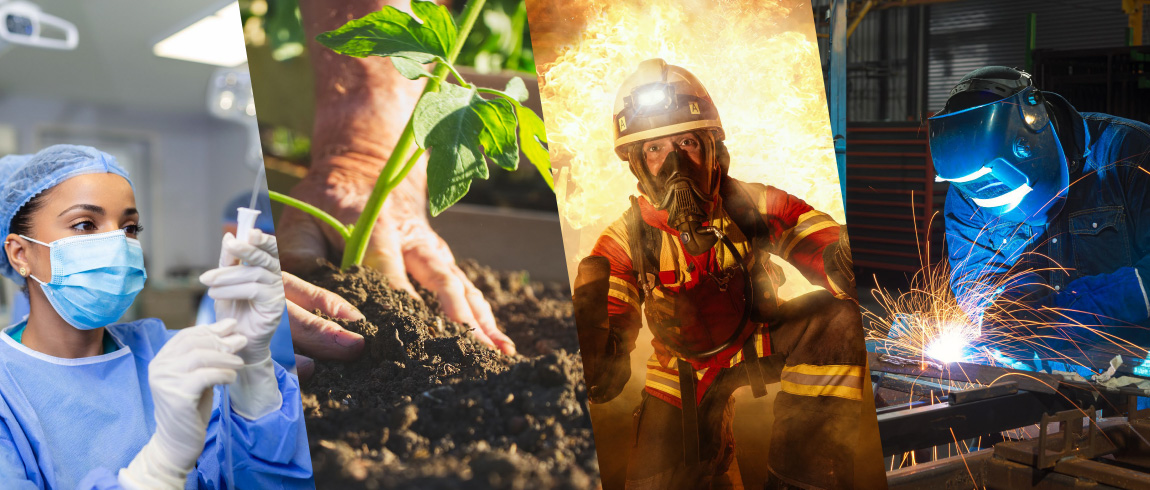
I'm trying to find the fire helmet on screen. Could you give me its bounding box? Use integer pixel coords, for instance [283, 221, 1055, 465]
[612, 58, 724, 160]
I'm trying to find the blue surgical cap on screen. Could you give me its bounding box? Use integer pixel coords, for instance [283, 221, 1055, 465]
[0, 145, 132, 285]
[223, 191, 275, 234]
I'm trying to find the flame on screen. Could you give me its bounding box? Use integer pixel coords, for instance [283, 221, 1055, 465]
[529, 0, 842, 294]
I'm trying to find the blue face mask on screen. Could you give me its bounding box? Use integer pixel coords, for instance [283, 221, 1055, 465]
[20, 230, 147, 330]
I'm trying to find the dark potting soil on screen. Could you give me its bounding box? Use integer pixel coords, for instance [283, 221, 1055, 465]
[300, 260, 598, 489]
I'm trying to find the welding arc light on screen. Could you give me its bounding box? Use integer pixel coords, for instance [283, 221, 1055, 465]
[925, 331, 969, 364]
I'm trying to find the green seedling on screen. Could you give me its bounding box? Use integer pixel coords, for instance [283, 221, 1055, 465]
[269, 0, 552, 270]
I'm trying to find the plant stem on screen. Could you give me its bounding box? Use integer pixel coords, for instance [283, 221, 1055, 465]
[269, 190, 351, 241]
[340, 0, 488, 270]
[476, 87, 519, 102]
[388, 148, 427, 190]
[442, 60, 469, 88]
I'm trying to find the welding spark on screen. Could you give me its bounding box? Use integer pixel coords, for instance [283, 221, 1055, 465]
[924, 330, 970, 364]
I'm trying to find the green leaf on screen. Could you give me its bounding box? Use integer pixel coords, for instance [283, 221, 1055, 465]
[414, 83, 521, 215]
[503, 77, 529, 103]
[391, 57, 432, 80]
[515, 104, 553, 190]
[315, 0, 457, 63]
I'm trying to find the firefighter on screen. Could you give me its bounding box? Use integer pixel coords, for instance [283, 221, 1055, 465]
[573, 59, 867, 489]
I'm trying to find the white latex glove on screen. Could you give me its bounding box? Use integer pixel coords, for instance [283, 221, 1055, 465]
[118, 320, 248, 490]
[202, 230, 285, 363]
[200, 230, 285, 419]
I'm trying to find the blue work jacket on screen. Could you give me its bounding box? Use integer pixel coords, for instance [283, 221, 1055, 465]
[945, 103, 1150, 354]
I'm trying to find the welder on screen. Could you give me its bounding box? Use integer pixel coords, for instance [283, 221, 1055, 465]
[930, 66, 1150, 366]
[574, 58, 867, 489]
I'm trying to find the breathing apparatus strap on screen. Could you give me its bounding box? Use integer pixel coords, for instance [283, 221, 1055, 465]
[678, 359, 702, 464]
[742, 338, 768, 398]
[627, 196, 654, 301]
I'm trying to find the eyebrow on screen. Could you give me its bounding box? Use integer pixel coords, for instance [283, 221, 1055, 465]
[57, 205, 139, 218]
[58, 204, 104, 217]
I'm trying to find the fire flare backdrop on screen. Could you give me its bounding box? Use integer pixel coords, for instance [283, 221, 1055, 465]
[527, 0, 842, 295]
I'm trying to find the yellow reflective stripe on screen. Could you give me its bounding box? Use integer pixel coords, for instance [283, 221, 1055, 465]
[658, 232, 686, 284]
[607, 289, 640, 312]
[608, 276, 640, 311]
[780, 380, 862, 401]
[730, 350, 743, 366]
[779, 364, 865, 400]
[782, 364, 865, 377]
[796, 210, 824, 223]
[609, 276, 638, 298]
[776, 211, 834, 249]
[647, 368, 680, 384]
[780, 221, 837, 260]
[645, 378, 682, 398]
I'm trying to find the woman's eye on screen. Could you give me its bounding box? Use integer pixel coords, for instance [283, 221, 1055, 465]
[124, 224, 143, 235]
[71, 221, 97, 232]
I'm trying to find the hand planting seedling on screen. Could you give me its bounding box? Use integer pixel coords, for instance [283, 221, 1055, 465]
[269, 0, 552, 271]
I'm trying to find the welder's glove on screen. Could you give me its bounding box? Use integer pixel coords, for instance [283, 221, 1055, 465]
[200, 230, 285, 419]
[119, 320, 247, 489]
[993, 272, 1049, 306]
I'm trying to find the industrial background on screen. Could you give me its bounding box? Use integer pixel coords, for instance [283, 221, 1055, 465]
[813, 0, 1150, 287]
[813, 2, 1150, 488]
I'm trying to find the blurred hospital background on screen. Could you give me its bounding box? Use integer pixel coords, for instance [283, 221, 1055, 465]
[0, 0, 266, 328]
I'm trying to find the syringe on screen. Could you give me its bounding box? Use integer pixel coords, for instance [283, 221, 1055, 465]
[220, 163, 267, 489]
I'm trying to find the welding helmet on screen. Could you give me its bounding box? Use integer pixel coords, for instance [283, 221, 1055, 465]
[612, 59, 727, 255]
[928, 67, 1068, 226]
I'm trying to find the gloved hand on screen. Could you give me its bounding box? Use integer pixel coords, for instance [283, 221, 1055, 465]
[822, 229, 856, 301]
[200, 230, 285, 419]
[118, 320, 248, 490]
[202, 230, 285, 363]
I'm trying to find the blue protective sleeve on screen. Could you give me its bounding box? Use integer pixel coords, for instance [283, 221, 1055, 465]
[192, 362, 314, 489]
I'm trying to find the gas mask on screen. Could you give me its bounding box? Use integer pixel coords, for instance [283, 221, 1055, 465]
[628, 132, 722, 256]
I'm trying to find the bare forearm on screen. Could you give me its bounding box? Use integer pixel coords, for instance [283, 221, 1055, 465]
[299, 0, 428, 182]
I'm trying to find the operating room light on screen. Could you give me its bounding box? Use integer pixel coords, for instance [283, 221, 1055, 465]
[153, 2, 247, 67]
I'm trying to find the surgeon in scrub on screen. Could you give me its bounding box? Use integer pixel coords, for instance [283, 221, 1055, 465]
[0, 146, 311, 489]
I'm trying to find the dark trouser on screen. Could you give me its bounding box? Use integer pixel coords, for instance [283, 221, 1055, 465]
[624, 291, 866, 490]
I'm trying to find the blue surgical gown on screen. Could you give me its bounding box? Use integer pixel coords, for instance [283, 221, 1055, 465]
[0, 318, 314, 489]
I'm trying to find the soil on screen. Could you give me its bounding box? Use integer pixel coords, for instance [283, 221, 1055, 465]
[300, 260, 599, 490]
